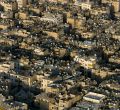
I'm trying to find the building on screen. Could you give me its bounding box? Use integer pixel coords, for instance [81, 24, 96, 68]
[92, 68, 117, 78]
[74, 101, 101, 110]
[74, 56, 97, 69]
[112, 34, 120, 41]
[41, 74, 61, 91]
[81, 2, 93, 10]
[43, 31, 59, 40]
[18, 11, 29, 20]
[35, 93, 81, 110]
[0, 62, 12, 73]
[0, 37, 15, 46]
[91, 6, 110, 15]
[80, 31, 95, 39]
[0, 1, 17, 11]
[9, 29, 30, 37]
[33, 47, 45, 56]
[102, 0, 120, 12]
[16, 0, 28, 9]
[67, 17, 86, 28]
[54, 48, 66, 57]
[0, 94, 28, 110]
[0, 11, 14, 19]
[34, 93, 58, 110]
[58, 94, 81, 110]
[83, 92, 106, 104]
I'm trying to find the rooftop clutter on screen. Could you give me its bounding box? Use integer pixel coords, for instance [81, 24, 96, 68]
[0, 0, 120, 110]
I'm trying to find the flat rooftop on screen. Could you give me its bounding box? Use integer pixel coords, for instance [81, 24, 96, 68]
[83, 92, 106, 101]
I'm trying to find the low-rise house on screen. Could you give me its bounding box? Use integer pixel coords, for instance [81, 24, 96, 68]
[0, 94, 28, 110]
[18, 11, 29, 20]
[0, 11, 13, 19]
[41, 73, 61, 91]
[102, 0, 120, 12]
[33, 47, 45, 56]
[112, 34, 120, 41]
[0, 62, 12, 73]
[35, 93, 81, 110]
[9, 29, 30, 38]
[16, 0, 28, 9]
[0, 0, 17, 11]
[0, 19, 14, 30]
[80, 31, 95, 39]
[74, 55, 97, 69]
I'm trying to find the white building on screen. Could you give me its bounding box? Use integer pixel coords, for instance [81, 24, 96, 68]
[83, 92, 106, 104]
[81, 2, 92, 10]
